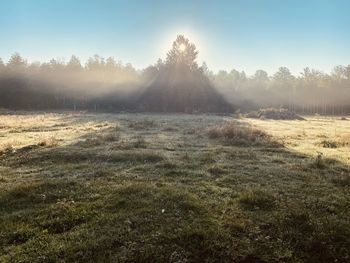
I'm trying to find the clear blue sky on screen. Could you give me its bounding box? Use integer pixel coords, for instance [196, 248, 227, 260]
[1, 0, 349, 75]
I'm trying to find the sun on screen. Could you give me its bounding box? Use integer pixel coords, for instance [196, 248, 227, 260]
[179, 43, 186, 52]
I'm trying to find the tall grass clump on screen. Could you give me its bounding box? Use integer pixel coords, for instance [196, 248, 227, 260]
[0, 143, 14, 154]
[238, 189, 276, 211]
[38, 137, 58, 147]
[207, 123, 276, 146]
[128, 119, 157, 130]
[338, 134, 350, 147]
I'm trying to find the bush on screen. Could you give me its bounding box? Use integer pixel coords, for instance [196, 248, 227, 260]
[320, 140, 338, 148]
[207, 123, 272, 146]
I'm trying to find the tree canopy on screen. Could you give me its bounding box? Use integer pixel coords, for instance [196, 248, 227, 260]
[166, 35, 199, 70]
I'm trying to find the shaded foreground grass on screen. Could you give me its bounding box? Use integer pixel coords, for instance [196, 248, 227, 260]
[0, 112, 350, 262]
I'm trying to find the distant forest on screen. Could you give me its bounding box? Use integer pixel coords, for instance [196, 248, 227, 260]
[1, 36, 350, 114]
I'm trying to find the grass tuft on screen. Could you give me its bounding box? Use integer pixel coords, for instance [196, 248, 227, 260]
[0, 143, 14, 155]
[128, 119, 157, 130]
[238, 189, 276, 211]
[207, 123, 278, 146]
[38, 136, 58, 147]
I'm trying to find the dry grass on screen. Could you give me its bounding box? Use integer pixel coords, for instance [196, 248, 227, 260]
[37, 136, 59, 147]
[128, 119, 157, 130]
[319, 134, 350, 148]
[1, 112, 350, 262]
[0, 142, 14, 154]
[238, 188, 276, 210]
[338, 133, 350, 147]
[246, 107, 304, 120]
[207, 122, 276, 146]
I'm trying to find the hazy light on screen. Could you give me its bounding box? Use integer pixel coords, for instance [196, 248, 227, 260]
[179, 43, 186, 52]
[157, 27, 207, 62]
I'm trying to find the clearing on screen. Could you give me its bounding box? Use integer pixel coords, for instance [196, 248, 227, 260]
[0, 112, 349, 262]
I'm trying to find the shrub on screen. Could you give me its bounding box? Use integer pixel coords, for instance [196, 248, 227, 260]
[320, 140, 338, 148]
[207, 123, 271, 145]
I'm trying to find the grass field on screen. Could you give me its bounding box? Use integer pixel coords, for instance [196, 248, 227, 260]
[1, 112, 350, 262]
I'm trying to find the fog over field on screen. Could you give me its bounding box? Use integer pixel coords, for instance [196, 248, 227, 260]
[1, 47, 350, 113]
[1, 1, 350, 262]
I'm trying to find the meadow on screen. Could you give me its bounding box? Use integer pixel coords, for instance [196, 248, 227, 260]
[0, 111, 349, 262]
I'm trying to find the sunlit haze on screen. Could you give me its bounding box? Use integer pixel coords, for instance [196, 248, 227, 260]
[1, 0, 350, 75]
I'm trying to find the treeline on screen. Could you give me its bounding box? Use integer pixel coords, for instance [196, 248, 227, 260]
[0, 53, 350, 114]
[210, 66, 350, 114]
[0, 53, 141, 111]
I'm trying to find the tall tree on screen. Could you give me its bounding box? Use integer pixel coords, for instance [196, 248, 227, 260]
[253, 70, 269, 82]
[67, 55, 82, 71]
[165, 35, 198, 70]
[273, 67, 294, 82]
[0, 58, 4, 72]
[7, 53, 27, 71]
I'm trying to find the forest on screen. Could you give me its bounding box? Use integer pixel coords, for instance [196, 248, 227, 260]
[0, 35, 350, 114]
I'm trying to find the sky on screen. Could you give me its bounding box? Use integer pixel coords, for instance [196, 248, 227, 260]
[0, 0, 349, 75]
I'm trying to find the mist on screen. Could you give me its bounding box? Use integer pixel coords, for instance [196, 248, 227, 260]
[1, 39, 350, 114]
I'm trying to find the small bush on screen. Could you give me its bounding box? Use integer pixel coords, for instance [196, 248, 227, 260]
[318, 135, 350, 148]
[207, 123, 271, 145]
[320, 140, 338, 148]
